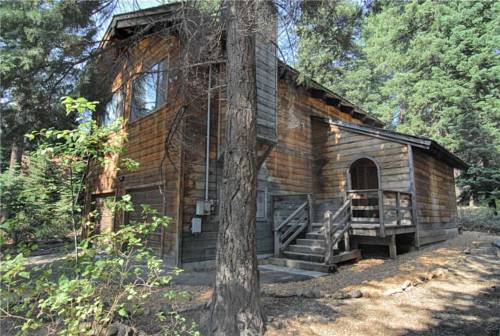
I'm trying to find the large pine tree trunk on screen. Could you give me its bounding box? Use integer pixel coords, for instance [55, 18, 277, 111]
[209, 0, 265, 334]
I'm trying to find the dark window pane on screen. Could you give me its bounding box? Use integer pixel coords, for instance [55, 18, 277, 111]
[103, 90, 124, 126]
[130, 60, 168, 122]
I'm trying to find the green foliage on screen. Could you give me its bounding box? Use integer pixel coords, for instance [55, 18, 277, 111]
[297, 0, 500, 202]
[295, 0, 363, 86]
[0, 152, 72, 245]
[0, 197, 199, 335]
[1, 96, 197, 335]
[0, 0, 108, 165]
[0, 97, 125, 247]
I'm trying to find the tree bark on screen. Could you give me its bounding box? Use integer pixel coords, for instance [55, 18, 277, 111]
[209, 0, 265, 335]
[9, 137, 24, 170]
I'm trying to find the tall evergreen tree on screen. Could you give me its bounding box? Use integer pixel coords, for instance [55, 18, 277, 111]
[297, 0, 500, 206]
[0, 0, 108, 169]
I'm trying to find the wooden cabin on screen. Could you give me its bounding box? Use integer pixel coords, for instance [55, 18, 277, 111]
[86, 5, 467, 271]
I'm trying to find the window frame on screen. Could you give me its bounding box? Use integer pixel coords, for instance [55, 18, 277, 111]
[129, 58, 169, 123]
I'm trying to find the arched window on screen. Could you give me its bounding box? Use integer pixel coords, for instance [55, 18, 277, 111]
[349, 158, 379, 190]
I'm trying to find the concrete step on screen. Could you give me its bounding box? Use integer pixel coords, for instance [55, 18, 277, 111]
[282, 251, 324, 263]
[286, 244, 326, 254]
[296, 238, 325, 247]
[266, 257, 336, 273]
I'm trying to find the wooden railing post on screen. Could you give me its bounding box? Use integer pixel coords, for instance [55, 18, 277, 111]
[307, 194, 313, 233]
[273, 227, 280, 257]
[324, 212, 333, 265]
[396, 191, 401, 226]
[378, 189, 385, 237]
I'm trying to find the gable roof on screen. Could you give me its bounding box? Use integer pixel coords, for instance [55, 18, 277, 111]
[325, 119, 467, 170]
[100, 3, 183, 48]
[100, 4, 384, 127]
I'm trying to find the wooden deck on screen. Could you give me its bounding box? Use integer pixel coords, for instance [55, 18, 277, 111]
[350, 223, 416, 237]
[346, 189, 415, 238]
[271, 189, 417, 271]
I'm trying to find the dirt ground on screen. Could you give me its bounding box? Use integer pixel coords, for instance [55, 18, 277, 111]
[174, 231, 500, 336]
[3, 231, 499, 335]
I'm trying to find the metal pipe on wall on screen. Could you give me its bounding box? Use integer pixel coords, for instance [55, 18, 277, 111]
[205, 65, 212, 201]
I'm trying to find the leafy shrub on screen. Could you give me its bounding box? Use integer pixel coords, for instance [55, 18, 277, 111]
[1, 97, 197, 334]
[0, 196, 199, 335]
[458, 206, 500, 234]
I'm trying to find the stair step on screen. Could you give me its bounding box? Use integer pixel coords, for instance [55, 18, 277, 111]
[266, 257, 336, 273]
[327, 249, 362, 264]
[282, 251, 324, 263]
[286, 244, 326, 254]
[306, 232, 325, 239]
[296, 238, 325, 246]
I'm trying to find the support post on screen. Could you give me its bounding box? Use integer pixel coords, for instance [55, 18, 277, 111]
[272, 196, 280, 257]
[273, 228, 280, 257]
[307, 194, 313, 233]
[324, 212, 333, 265]
[378, 189, 385, 237]
[344, 232, 350, 252]
[396, 192, 401, 226]
[389, 234, 397, 259]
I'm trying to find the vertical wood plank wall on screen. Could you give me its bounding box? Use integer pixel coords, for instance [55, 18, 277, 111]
[413, 148, 459, 245]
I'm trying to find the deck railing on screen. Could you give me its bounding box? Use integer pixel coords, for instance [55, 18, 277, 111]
[272, 194, 313, 257]
[323, 196, 352, 265]
[346, 189, 414, 237]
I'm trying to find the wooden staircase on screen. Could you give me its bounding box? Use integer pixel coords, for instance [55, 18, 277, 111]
[268, 196, 361, 273]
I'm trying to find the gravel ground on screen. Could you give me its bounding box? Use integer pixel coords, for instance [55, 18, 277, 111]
[178, 231, 499, 335]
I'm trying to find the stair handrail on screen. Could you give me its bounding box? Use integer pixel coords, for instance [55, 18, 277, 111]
[273, 198, 310, 256]
[324, 196, 352, 265]
[274, 201, 308, 232]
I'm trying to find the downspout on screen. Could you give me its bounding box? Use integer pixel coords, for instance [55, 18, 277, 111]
[205, 65, 212, 201]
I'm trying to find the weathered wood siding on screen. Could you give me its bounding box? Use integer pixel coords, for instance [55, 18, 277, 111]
[413, 148, 458, 245]
[255, 1, 277, 143]
[312, 122, 411, 220]
[87, 34, 182, 263]
[255, 39, 277, 143]
[179, 76, 367, 263]
[179, 74, 221, 262]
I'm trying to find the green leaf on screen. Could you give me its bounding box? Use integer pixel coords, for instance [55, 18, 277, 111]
[118, 307, 128, 317]
[18, 271, 30, 279]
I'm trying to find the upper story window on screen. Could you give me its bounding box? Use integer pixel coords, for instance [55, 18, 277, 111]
[102, 89, 124, 126]
[130, 59, 168, 122]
